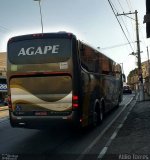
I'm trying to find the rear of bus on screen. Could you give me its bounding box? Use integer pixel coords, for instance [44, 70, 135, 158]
[7, 32, 82, 129]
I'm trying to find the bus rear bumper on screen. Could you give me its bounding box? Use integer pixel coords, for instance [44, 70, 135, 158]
[9, 111, 81, 129]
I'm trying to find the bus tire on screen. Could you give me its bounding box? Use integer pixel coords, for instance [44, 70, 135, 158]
[93, 110, 98, 127]
[93, 101, 103, 126]
[9, 111, 17, 128]
[9, 118, 16, 127]
[99, 104, 104, 123]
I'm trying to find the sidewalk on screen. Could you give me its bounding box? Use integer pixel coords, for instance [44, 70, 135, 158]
[102, 94, 150, 160]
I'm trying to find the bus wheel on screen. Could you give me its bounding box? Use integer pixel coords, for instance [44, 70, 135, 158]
[93, 104, 102, 126]
[9, 118, 16, 127]
[99, 106, 104, 123]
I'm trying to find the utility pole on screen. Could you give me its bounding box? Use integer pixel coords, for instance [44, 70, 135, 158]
[135, 10, 144, 101]
[147, 46, 150, 78]
[117, 10, 144, 101]
[135, 10, 143, 84]
[147, 46, 150, 68]
[147, 46, 150, 95]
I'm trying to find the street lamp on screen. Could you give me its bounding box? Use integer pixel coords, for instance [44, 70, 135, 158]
[34, 0, 43, 33]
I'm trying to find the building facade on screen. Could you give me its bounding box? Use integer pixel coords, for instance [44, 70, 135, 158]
[0, 52, 7, 77]
[0, 52, 7, 103]
[127, 60, 150, 94]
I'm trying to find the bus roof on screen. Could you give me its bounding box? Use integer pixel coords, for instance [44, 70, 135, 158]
[8, 32, 77, 43]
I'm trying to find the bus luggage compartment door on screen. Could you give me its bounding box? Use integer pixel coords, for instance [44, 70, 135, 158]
[10, 75, 72, 116]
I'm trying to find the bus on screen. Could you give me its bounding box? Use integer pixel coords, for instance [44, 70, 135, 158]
[7, 32, 123, 129]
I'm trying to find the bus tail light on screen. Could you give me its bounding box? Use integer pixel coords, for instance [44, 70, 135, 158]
[72, 95, 79, 109]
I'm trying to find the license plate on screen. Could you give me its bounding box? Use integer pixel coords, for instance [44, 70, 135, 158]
[35, 111, 48, 116]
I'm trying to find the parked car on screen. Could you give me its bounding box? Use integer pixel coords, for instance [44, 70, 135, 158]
[123, 85, 132, 94]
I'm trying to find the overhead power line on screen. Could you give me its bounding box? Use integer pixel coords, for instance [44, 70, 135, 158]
[115, 0, 136, 50]
[101, 42, 136, 50]
[117, 0, 124, 11]
[126, 0, 132, 11]
[107, 0, 134, 52]
[127, 0, 134, 11]
[0, 24, 9, 33]
[112, 1, 135, 50]
[0, 25, 8, 31]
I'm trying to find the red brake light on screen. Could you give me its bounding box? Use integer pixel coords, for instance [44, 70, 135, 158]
[73, 96, 78, 101]
[73, 95, 79, 109]
[73, 104, 79, 108]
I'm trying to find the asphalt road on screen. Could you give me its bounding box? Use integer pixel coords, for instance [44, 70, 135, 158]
[0, 94, 135, 160]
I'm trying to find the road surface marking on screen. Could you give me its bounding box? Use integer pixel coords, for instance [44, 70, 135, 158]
[97, 98, 136, 159]
[76, 97, 134, 160]
[98, 147, 108, 159]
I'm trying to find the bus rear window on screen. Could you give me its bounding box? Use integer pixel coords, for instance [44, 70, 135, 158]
[8, 38, 71, 64]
